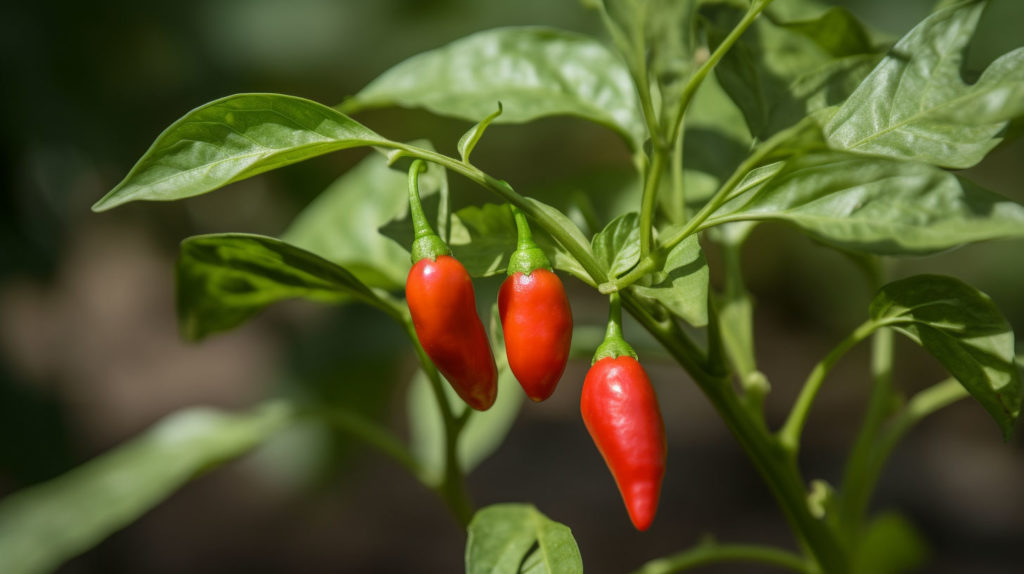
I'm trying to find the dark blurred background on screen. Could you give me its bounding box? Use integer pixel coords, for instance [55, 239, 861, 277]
[2, 0, 1023, 572]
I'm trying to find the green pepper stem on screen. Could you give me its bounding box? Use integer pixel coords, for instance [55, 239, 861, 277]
[506, 204, 551, 275]
[407, 159, 450, 262]
[512, 204, 535, 251]
[593, 292, 638, 363]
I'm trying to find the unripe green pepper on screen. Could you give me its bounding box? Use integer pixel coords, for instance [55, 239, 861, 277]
[404, 161, 497, 411]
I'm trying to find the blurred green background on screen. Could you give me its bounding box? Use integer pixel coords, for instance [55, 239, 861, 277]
[2, 0, 1023, 572]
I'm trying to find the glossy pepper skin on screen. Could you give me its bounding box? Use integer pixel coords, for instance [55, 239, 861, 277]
[407, 255, 498, 411]
[498, 268, 572, 401]
[581, 355, 667, 531]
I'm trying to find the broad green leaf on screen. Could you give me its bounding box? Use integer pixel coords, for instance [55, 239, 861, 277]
[702, 2, 877, 139]
[633, 235, 709, 326]
[343, 27, 645, 149]
[459, 103, 504, 163]
[592, 212, 640, 278]
[92, 94, 392, 211]
[825, 1, 1023, 168]
[448, 203, 517, 278]
[0, 402, 293, 574]
[407, 305, 522, 486]
[177, 233, 387, 340]
[465, 503, 583, 574]
[282, 153, 414, 290]
[707, 152, 1024, 255]
[870, 275, 1022, 439]
[852, 513, 929, 574]
[768, 7, 873, 58]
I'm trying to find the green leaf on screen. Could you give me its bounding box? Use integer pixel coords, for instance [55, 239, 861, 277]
[702, 2, 878, 139]
[632, 235, 709, 327]
[465, 503, 583, 574]
[592, 212, 640, 278]
[707, 152, 1024, 255]
[282, 152, 414, 290]
[407, 305, 523, 486]
[92, 94, 392, 211]
[768, 7, 873, 58]
[870, 274, 1022, 439]
[825, 1, 1024, 168]
[853, 512, 929, 574]
[344, 27, 645, 149]
[0, 402, 293, 574]
[459, 103, 504, 163]
[177, 233, 387, 340]
[448, 203, 518, 278]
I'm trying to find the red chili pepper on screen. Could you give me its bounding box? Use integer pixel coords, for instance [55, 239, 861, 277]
[404, 160, 497, 411]
[499, 268, 572, 401]
[407, 255, 498, 410]
[581, 295, 666, 531]
[498, 205, 572, 401]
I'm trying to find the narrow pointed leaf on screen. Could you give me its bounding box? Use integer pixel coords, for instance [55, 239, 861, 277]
[870, 275, 1022, 439]
[343, 27, 645, 149]
[0, 402, 293, 574]
[459, 103, 504, 162]
[93, 94, 393, 211]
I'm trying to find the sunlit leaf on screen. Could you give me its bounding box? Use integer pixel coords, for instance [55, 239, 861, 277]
[707, 152, 1024, 255]
[592, 212, 641, 278]
[93, 94, 392, 211]
[465, 503, 583, 574]
[871, 275, 1022, 439]
[825, 1, 1024, 168]
[344, 27, 645, 149]
[633, 235, 709, 327]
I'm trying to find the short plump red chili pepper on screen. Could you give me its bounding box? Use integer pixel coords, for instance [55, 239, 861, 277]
[499, 268, 572, 401]
[581, 355, 666, 531]
[498, 205, 572, 402]
[404, 160, 497, 411]
[581, 293, 666, 531]
[407, 255, 498, 410]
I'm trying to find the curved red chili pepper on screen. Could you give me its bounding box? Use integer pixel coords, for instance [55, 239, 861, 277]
[407, 255, 498, 411]
[581, 355, 667, 531]
[498, 268, 573, 401]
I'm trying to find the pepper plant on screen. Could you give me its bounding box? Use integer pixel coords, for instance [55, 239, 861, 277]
[2, 0, 1024, 572]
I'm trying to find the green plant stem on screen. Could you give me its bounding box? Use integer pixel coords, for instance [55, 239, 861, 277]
[670, 128, 687, 223]
[666, 0, 774, 146]
[837, 327, 895, 542]
[600, 139, 774, 294]
[639, 146, 668, 258]
[855, 378, 967, 527]
[779, 321, 878, 454]
[396, 145, 849, 570]
[624, 295, 847, 574]
[315, 407, 421, 479]
[400, 314, 474, 527]
[631, 541, 811, 574]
